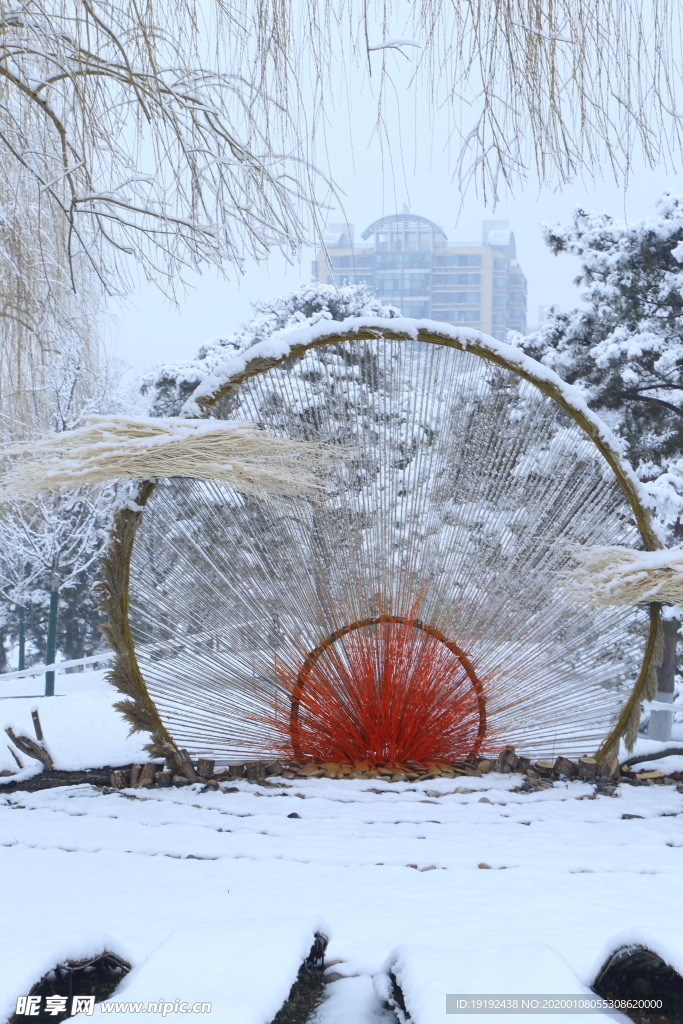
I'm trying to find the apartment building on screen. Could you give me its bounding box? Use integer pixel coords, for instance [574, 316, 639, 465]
[312, 213, 527, 340]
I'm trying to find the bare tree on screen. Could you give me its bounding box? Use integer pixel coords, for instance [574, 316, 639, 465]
[0, 331, 117, 686]
[0, 485, 111, 692]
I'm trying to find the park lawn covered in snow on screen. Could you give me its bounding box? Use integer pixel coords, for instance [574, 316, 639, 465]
[0, 668, 148, 774]
[0, 672, 682, 1023]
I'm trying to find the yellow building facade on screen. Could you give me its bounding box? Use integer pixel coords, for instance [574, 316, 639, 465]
[312, 213, 527, 340]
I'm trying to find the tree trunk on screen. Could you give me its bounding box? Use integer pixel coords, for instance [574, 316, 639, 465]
[648, 617, 678, 742]
[0, 625, 9, 674]
[17, 604, 25, 671]
[44, 590, 59, 697]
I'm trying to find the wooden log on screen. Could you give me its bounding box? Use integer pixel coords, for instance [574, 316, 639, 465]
[156, 771, 173, 787]
[31, 710, 44, 742]
[197, 758, 215, 780]
[620, 746, 683, 769]
[228, 764, 245, 779]
[110, 770, 127, 789]
[534, 760, 555, 776]
[7, 745, 23, 769]
[169, 748, 198, 781]
[554, 756, 577, 777]
[129, 764, 143, 787]
[245, 761, 266, 781]
[577, 756, 599, 781]
[0, 765, 134, 794]
[516, 755, 531, 773]
[138, 763, 158, 787]
[5, 727, 54, 770]
[265, 759, 283, 776]
[496, 747, 519, 773]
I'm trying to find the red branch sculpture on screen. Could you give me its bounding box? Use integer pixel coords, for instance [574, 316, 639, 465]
[264, 615, 489, 767]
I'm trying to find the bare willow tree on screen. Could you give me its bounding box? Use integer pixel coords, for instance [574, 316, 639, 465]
[1, 0, 683, 424]
[0, 159, 101, 434]
[0, 0, 316, 427]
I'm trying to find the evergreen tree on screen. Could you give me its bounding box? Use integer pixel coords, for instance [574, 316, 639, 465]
[143, 282, 400, 416]
[522, 193, 683, 737]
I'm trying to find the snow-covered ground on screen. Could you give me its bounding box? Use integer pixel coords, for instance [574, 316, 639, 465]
[1, 672, 682, 1023]
[0, 668, 148, 772]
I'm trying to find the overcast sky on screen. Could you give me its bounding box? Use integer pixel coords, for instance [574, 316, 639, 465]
[107, 40, 682, 377]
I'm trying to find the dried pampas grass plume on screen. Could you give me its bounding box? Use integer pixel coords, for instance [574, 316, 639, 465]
[1, 415, 334, 503]
[564, 545, 683, 606]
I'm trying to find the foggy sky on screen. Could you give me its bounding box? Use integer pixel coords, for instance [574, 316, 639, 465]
[108, 40, 682, 376]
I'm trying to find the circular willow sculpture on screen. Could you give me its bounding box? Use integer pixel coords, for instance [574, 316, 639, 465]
[101, 321, 661, 766]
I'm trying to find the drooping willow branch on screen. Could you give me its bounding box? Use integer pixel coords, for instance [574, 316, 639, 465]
[1, 0, 682, 429]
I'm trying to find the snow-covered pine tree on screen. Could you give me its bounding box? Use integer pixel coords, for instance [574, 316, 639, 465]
[521, 192, 683, 738]
[143, 282, 401, 417]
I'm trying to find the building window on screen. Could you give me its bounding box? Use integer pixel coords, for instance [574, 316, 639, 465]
[402, 301, 429, 317]
[493, 275, 507, 290]
[492, 313, 507, 325]
[433, 291, 481, 305]
[343, 275, 374, 287]
[493, 258, 507, 271]
[433, 309, 481, 324]
[432, 273, 481, 286]
[403, 274, 430, 292]
[376, 252, 431, 268]
[509, 291, 527, 303]
[375, 273, 430, 294]
[493, 294, 507, 308]
[375, 275, 402, 291]
[433, 254, 481, 267]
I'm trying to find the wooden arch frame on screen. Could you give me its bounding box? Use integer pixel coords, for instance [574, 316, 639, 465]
[101, 321, 662, 763]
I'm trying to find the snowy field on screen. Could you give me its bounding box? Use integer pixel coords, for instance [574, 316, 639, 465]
[1, 671, 682, 1023]
[0, 668, 148, 774]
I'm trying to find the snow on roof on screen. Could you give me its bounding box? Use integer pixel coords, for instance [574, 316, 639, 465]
[487, 228, 517, 256]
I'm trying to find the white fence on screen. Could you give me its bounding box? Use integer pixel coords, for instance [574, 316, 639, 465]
[0, 652, 114, 685]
